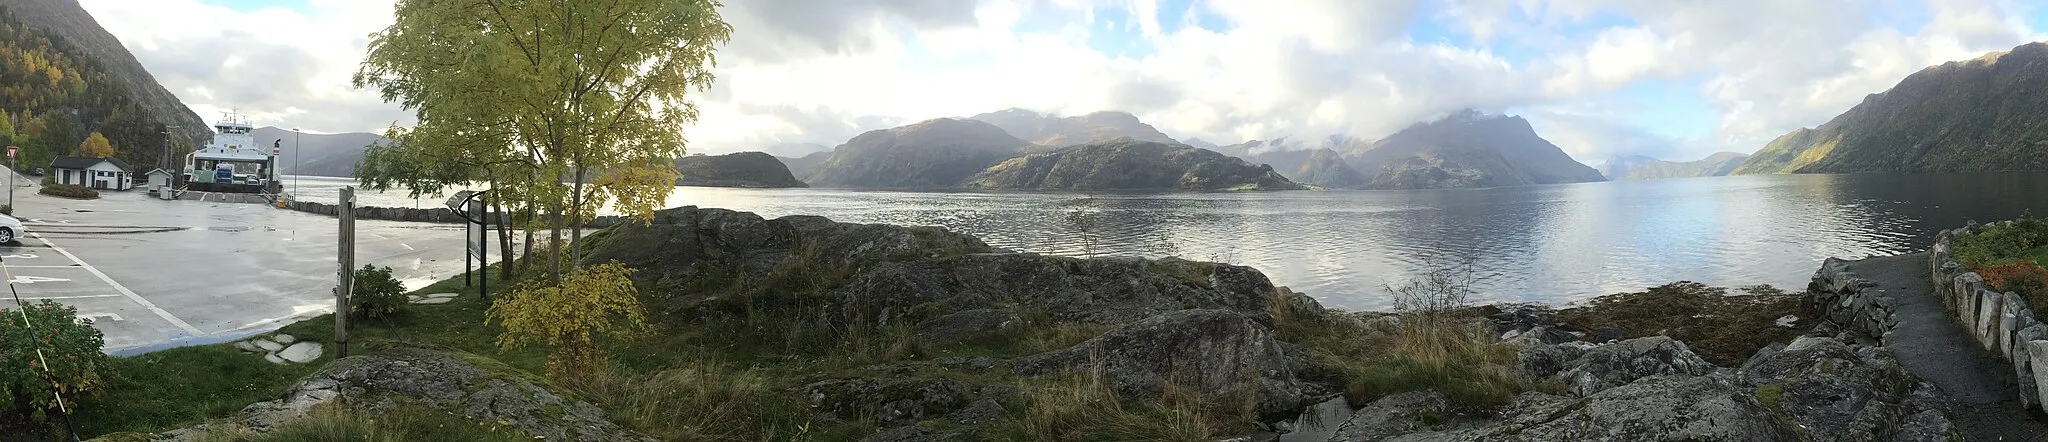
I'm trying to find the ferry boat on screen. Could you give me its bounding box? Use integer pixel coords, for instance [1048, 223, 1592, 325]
[182, 113, 279, 194]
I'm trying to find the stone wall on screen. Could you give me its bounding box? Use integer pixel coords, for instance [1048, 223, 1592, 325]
[1810, 257, 1904, 343]
[281, 199, 629, 228]
[1929, 221, 2048, 410]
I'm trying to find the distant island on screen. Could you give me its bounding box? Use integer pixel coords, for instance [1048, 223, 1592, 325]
[675, 152, 807, 188]
[960, 138, 1304, 191]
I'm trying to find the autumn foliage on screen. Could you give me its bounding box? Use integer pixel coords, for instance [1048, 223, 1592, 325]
[486, 262, 651, 377]
[74, 132, 111, 158]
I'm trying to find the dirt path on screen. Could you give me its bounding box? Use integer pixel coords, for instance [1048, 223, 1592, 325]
[1842, 253, 2048, 440]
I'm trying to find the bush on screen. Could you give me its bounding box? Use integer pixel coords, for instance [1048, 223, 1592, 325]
[487, 262, 651, 377]
[1, 300, 110, 418]
[1980, 262, 2048, 310]
[349, 265, 408, 319]
[37, 183, 98, 199]
[1952, 214, 2048, 269]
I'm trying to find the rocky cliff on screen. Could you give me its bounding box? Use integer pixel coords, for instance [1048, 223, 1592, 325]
[1734, 41, 2048, 174]
[1600, 152, 1749, 181]
[957, 138, 1306, 191]
[674, 151, 808, 188]
[803, 118, 1032, 189]
[1348, 110, 1606, 190]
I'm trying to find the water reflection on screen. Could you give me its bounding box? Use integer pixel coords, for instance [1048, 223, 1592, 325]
[295, 172, 2048, 310]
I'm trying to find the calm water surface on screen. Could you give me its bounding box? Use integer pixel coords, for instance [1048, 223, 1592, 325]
[291, 173, 2048, 310]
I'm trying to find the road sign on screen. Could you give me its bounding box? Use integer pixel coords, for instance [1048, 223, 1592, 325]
[6, 146, 15, 160]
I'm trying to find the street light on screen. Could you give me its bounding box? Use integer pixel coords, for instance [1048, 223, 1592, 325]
[292, 128, 301, 196]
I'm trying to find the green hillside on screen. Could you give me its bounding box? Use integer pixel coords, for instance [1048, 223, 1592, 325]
[0, 6, 175, 171]
[1734, 42, 2048, 174]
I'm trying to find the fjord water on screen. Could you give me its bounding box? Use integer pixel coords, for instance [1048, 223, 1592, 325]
[667, 173, 2045, 310]
[294, 172, 2046, 310]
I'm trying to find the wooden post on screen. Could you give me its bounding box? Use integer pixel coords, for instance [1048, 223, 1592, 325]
[336, 186, 354, 358]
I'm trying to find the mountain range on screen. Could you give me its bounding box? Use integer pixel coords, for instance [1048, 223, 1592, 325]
[1600, 152, 1750, 181]
[252, 127, 385, 178]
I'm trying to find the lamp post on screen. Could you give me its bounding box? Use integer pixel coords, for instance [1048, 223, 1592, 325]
[292, 128, 301, 195]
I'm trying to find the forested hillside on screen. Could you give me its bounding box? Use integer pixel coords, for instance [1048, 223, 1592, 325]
[0, 7, 173, 171]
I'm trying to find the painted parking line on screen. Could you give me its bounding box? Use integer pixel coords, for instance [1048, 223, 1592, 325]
[25, 233, 203, 336]
[11, 294, 121, 301]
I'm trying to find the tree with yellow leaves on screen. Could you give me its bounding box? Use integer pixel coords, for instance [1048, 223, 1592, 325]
[486, 262, 650, 377]
[75, 132, 112, 158]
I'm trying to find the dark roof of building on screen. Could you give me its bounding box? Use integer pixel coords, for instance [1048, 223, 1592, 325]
[50, 156, 130, 171]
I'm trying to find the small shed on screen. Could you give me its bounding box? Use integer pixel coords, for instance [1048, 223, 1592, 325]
[51, 156, 133, 190]
[145, 168, 176, 192]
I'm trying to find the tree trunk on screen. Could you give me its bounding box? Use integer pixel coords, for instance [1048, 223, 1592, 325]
[492, 196, 514, 284]
[570, 167, 586, 266]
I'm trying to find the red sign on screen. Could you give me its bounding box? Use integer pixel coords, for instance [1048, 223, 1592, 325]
[6, 146, 15, 161]
[273, 148, 281, 156]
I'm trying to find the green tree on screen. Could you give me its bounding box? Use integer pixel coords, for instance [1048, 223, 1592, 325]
[353, 0, 733, 282]
[75, 131, 112, 158]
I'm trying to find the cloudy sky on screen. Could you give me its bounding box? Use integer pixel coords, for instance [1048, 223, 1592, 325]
[81, 0, 2048, 164]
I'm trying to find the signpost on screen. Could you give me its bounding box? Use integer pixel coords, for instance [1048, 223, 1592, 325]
[447, 190, 491, 299]
[6, 146, 15, 209]
[335, 187, 355, 358]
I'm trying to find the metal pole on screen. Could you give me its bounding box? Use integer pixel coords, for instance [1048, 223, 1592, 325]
[336, 186, 354, 358]
[293, 128, 301, 196]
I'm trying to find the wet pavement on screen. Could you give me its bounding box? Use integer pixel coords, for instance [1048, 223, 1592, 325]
[0, 183, 474, 354]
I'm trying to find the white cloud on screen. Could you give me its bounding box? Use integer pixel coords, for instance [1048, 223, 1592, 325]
[73, 0, 2048, 162]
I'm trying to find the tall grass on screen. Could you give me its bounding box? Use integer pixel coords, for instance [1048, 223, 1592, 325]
[558, 360, 861, 442]
[195, 401, 529, 442]
[985, 364, 1255, 441]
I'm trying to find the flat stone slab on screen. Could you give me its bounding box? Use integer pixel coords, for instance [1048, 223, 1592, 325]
[279, 342, 323, 364]
[422, 292, 459, 299]
[264, 353, 286, 364]
[414, 297, 455, 305]
[252, 339, 284, 352]
[272, 334, 296, 344]
[234, 341, 261, 353]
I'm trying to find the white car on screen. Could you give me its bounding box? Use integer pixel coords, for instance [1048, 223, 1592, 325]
[0, 214, 26, 244]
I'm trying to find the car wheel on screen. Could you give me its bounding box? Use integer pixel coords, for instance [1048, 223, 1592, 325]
[0, 227, 16, 244]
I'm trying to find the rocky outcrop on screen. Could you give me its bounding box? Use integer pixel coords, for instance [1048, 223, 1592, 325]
[960, 138, 1306, 191]
[1553, 336, 1716, 397]
[1738, 336, 1957, 441]
[1391, 374, 1796, 442]
[580, 206, 1285, 328]
[145, 348, 645, 442]
[674, 151, 809, 188]
[1013, 309, 1307, 418]
[1329, 391, 1448, 442]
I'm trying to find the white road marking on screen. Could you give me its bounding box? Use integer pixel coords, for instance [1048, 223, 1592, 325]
[3, 265, 80, 268]
[4, 253, 37, 259]
[9, 275, 70, 284]
[401, 243, 415, 250]
[7, 294, 120, 301]
[81, 313, 123, 321]
[30, 234, 204, 336]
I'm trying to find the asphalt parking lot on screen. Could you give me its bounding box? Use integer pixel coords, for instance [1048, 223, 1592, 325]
[0, 182, 473, 354]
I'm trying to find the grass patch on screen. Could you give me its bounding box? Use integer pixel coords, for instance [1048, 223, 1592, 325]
[1556, 282, 1805, 367]
[983, 368, 1254, 441]
[70, 343, 323, 438]
[1302, 318, 1531, 413]
[192, 400, 531, 442]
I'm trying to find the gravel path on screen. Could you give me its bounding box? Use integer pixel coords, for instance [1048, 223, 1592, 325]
[1843, 252, 2048, 441]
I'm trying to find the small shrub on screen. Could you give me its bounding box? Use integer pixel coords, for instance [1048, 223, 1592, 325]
[200, 400, 531, 442]
[37, 183, 98, 199]
[1387, 255, 1477, 328]
[986, 366, 1253, 441]
[349, 265, 409, 319]
[1, 300, 110, 418]
[1981, 262, 2048, 312]
[487, 261, 651, 377]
